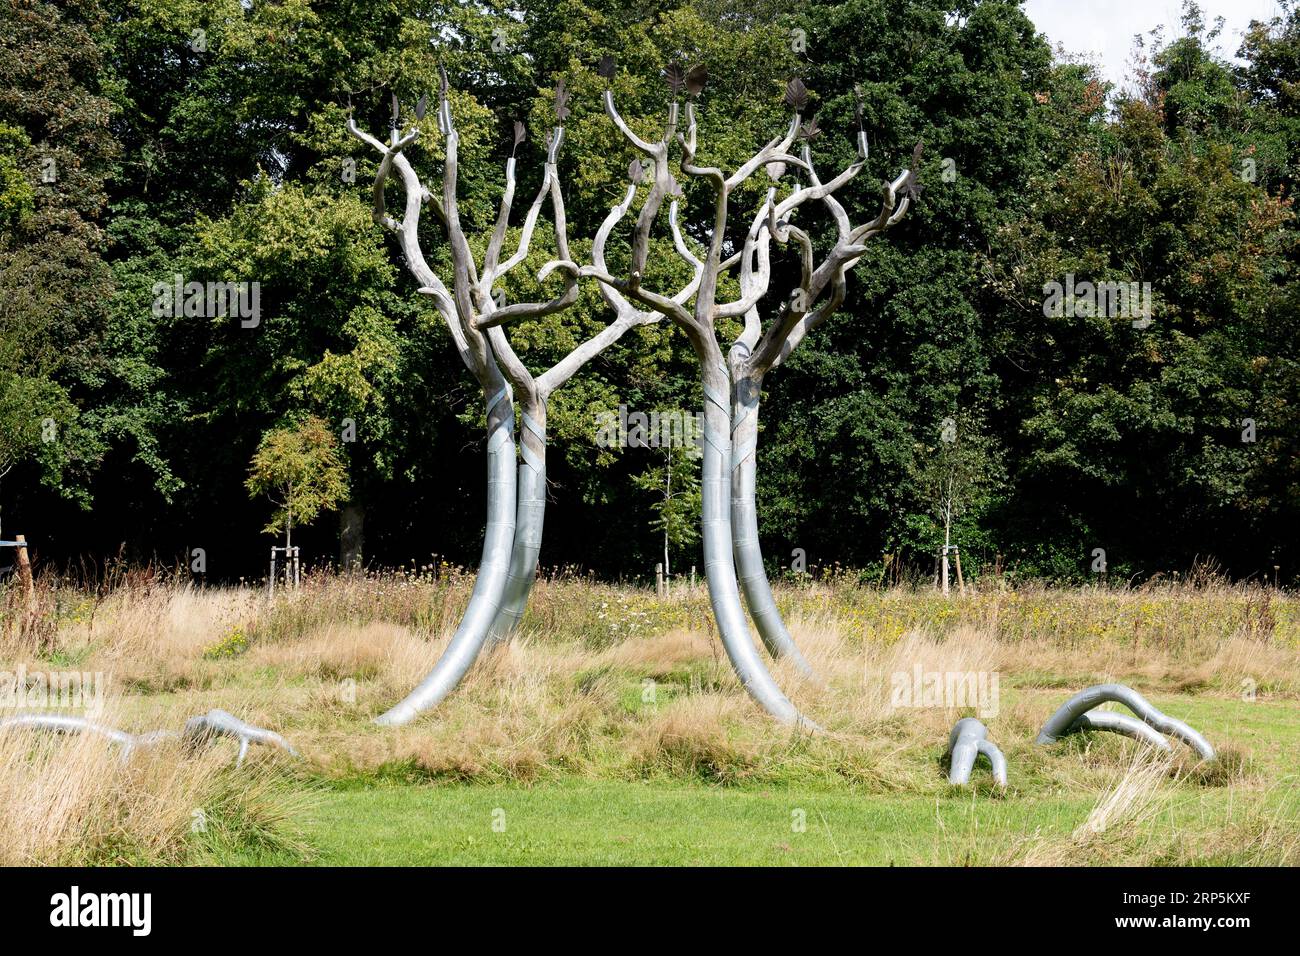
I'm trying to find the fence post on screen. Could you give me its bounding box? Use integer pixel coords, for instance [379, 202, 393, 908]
[15, 534, 35, 619]
[655, 563, 665, 599]
[269, 547, 277, 595]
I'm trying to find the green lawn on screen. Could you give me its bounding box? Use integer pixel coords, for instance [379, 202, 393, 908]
[288, 780, 1093, 865]
[204, 693, 1300, 867]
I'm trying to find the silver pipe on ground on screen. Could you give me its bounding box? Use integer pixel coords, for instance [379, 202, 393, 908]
[183, 709, 300, 766]
[1035, 683, 1215, 760]
[729, 376, 815, 678]
[1068, 710, 1173, 751]
[375, 385, 518, 725]
[0, 710, 297, 766]
[946, 717, 1007, 787]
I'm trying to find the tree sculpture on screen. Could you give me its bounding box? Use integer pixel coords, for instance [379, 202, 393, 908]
[348, 72, 702, 724]
[582, 66, 917, 725]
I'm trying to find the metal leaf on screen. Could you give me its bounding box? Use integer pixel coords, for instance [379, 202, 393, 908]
[439, 64, 449, 101]
[415, 94, 429, 121]
[628, 158, 644, 183]
[685, 63, 708, 96]
[784, 77, 808, 112]
[555, 77, 571, 121]
[853, 84, 864, 131]
[664, 62, 686, 95]
[597, 54, 616, 79]
[904, 140, 924, 201]
[390, 92, 400, 126]
[513, 120, 526, 153]
[800, 117, 821, 140]
[767, 161, 787, 181]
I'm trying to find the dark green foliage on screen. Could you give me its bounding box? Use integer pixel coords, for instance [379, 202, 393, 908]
[0, 0, 1295, 583]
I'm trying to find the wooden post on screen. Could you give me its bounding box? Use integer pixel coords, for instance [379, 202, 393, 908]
[655, 563, 665, 599]
[690, 565, 696, 589]
[269, 547, 277, 595]
[15, 534, 35, 617]
[953, 547, 966, 593]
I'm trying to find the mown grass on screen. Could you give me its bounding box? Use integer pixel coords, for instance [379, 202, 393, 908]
[1, 569, 1297, 865]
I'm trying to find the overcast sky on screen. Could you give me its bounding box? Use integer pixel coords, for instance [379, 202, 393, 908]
[1022, 0, 1285, 91]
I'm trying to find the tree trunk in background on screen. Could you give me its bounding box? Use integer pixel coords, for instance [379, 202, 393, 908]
[340, 502, 365, 572]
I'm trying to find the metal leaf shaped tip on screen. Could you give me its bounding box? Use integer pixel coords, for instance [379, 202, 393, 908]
[664, 62, 686, 95]
[784, 77, 808, 112]
[555, 77, 571, 122]
[905, 139, 924, 200]
[390, 92, 400, 126]
[854, 84, 865, 131]
[628, 158, 644, 183]
[512, 120, 526, 153]
[800, 116, 821, 140]
[415, 94, 429, 121]
[597, 54, 616, 79]
[767, 160, 787, 181]
[685, 63, 708, 97]
[438, 64, 449, 101]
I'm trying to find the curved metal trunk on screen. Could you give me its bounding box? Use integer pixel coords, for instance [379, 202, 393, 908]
[375, 385, 518, 725]
[730, 373, 814, 677]
[699, 358, 816, 728]
[489, 407, 547, 642]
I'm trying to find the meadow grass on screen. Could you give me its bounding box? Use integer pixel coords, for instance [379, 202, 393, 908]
[1, 569, 1296, 865]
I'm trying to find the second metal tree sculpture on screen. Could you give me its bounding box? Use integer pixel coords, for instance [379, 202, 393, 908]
[584, 67, 819, 726]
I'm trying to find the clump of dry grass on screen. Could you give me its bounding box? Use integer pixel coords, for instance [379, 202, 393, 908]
[0, 699, 310, 865]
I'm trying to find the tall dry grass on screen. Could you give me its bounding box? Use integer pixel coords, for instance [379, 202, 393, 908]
[1, 568, 1294, 862]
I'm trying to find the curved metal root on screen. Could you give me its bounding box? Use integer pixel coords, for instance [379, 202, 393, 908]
[1070, 710, 1172, 751]
[1036, 683, 1214, 760]
[183, 709, 301, 766]
[946, 717, 1007, 787]
[0, 709, 298, 767]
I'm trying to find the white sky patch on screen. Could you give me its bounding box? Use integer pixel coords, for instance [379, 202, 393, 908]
[1022, 0, 1284, 92]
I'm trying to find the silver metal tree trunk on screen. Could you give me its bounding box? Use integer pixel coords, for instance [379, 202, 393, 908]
[488, 400, 546, 642]
[375, 383, 517, 724]
[729, 370, 814, 677]
[700, 350, 816, 727]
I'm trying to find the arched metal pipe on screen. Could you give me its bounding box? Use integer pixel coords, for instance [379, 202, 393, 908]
[730, 377, 815, 678]
[1036, 683, 1214, 760]
[946, 717, 1007, 786]
[183, 708, 300, 766]
[376, 385, 518, 725]
[1068, 710, 1173, 751]
[1, 710, 297, 766]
